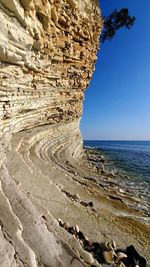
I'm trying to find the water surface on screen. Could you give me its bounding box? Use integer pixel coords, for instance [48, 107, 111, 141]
[84, 140, 150, 213]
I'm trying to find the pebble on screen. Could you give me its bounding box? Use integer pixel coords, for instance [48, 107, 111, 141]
[80, 249, 94, 264]
[76, 194, 80, 199]
[115, 252, 128, 263]
[68, 226, 76, 235]
[118, 188, 125, 193]
[77, 231, 85, 240]
[57, 219, 147, 267]
[103, 249, 116, 264]
[104, 241, 115, 250]
[84, 235, 89, 242]
[75, 224, 79, 233]
[139, 195, 144, 199]
[124, 175, 130, 180]
[88, 201, 94, 207]
[63, 222, 70, 229]
[80, 201, 88, 207]
[112, 240, 117, 250]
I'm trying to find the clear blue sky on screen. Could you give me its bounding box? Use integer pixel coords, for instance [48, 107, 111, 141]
[80, 0, 150, 140]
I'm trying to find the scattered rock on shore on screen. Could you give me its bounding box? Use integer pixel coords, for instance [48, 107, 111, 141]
[57, 219, 147, 266]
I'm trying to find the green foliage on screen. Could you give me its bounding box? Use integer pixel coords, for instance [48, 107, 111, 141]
[101, 8, 136, 43]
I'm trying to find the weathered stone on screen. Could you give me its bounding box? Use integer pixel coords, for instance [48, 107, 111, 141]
[0, 0, 102, 266]
[103, 249, 116, 264]
[116, 252, 128, 263]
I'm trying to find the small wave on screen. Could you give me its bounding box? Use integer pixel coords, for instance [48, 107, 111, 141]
[84, 145, 99, 149]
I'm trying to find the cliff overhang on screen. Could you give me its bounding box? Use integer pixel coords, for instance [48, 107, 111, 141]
[0, 0, 103, 266]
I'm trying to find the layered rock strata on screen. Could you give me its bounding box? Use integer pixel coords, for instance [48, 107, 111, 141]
[0, 0, 103, 266]
[2, 121, 150, 267]
[0, 0, 102, 135]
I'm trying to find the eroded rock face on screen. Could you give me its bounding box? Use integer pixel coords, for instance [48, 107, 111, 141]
[0, 0, 102, 135]
[0, 0, 102, 266]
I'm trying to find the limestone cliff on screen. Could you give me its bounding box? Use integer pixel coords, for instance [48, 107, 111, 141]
[0, 0, 102, 134]
[0, 0, 103, 266]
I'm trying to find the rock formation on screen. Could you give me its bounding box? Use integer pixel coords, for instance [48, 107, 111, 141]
[0, 0, 103, 266]
[0, 0, 102, 134]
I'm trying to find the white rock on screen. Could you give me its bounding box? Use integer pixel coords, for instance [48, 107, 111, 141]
[76, 194, 80, 199]
[75, 224, 79, 233]
[80, 250, 94, 264]
[118, 189, 125, 193]
[84, 235, 89, 242]
[115, 252, 128, 264]
[112, 240, 117, 249]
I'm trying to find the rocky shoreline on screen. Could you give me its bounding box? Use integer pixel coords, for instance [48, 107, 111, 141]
[0, 0, 149, 266]
[55, 146, 150, 266]
[0, 123, 150, 267]
[57, 219, 147, 267]
[83, 147, 150, 219]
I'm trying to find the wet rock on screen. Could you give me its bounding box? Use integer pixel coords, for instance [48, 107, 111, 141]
[88, 201, 93, 207]
[77, 231, 85, 240]
[68, 226, 76, 235]
[91, 242, 102, 263]
[80, 201, 88, 207]
[92, 242, 101, 250]
[123, 245, 147, 267]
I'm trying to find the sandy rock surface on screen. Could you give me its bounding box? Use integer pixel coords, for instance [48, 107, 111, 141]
[0, 0, 149, 266]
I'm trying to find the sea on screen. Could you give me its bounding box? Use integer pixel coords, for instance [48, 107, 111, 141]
[84, 140, 150, 216]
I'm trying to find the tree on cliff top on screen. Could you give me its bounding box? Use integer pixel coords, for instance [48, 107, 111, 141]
[101, 8, 136, 43]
